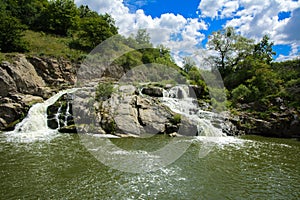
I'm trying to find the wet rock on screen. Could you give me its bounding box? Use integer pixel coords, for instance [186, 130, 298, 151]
[141, 87, 164, 97]
[0, 103, 23, 130]
[59, 124, 77, 133]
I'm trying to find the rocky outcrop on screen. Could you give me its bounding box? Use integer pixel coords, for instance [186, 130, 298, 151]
[0, 54, 77, 131]
[232, 105, 300, 138]
[27, 56, 77, 86]
[1, 55, 46, 96]
[70, 85, 179, 136]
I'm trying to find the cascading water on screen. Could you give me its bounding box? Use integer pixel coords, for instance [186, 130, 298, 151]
[6, 88, 77, 142]
[161, 85, 226, 137]
[55, 103, 63, 129]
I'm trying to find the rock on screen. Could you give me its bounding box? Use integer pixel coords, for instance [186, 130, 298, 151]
[233, 110, 300, 138]
[0, 66, 17, 97]
[169, 132, 178, 137]
[177, 117, 199, 136]
[189, 85, 206, 99]
[10, 94, 44, 106]
[28, 56, 76, 86]
[0, 103, 23, 130]
[1, 55, 46, 96]
[110, 94, 142, 135]
[59, 125, 77, 133]
[141, 87, 164, 97]
[118, 85, 136, 95]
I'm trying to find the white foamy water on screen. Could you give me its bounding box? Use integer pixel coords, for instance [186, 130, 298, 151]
[5, 88, 78, 143]
[161, 85, 226, 137]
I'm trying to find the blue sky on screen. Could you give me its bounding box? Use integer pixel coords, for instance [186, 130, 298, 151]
[75, 0, 300, 65]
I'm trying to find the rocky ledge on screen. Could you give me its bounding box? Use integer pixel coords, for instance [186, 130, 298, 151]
[0, 54, 77, 130]
[0, 54, 299, 138]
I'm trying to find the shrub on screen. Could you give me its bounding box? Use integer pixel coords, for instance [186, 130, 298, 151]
[171, 113, 181, 125]
[231, 84, 252, 103]
[95, 82, 114, 101]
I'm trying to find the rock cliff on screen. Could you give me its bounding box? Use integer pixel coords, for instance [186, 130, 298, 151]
[0, 54, 77, 130]
[1, 54, 298, 138]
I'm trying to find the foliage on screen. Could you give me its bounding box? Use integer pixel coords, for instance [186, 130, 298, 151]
[39, 0, 79, 36]
[254, 35, 276, 64]
[231, 84, 252, 103]
[71, 13, 118, 51]
[0, 12, 28, 52]
[135, 29, 152, 47]
[95, 82, 115, 101]
[207, 26, 254, 77]
[22, 30, 84, 61]
[171, 114, 181, 125]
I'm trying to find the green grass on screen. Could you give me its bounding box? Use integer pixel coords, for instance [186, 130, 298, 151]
[0, 30, 86, 62]
[22, 30, 85, 61]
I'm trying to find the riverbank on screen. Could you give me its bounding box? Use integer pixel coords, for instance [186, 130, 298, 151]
[0, 54, 299, 138]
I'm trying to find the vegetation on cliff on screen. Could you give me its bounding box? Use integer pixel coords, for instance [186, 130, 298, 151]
[0, 0, 299, 137]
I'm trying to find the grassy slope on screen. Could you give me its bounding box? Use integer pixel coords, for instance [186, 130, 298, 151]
[0, 30, 85, 62]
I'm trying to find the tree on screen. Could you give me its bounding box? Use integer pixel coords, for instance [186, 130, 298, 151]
[2, 0, 48, 29]
[254, 35, 276, 64]
[135, 29, 152, 47]
[0, 12, 28, 52]
[39, 0, 79, 35]
[207, 26, 254, 77]
[182, 57, 196, 73]
[73, 13, 118, 51]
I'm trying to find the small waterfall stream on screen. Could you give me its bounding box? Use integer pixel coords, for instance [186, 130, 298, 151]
[162, 85, 226, 137]
[7, 88, 77, 142]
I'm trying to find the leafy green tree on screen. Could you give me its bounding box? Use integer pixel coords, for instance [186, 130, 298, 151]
[182, 57, 196, 73]
[75, 14, 118, 50]
[231, 84, 252, 103]
[207, 26, 254, 77]
[254, 35, 276, 64]
[78, 5, 98, 18]
[39, 0, 79, 35]
[0, 12, 28, 52]
[2, 0, 48, 29]
[135, 29, 152, 47]
[73, 12, 118, 51]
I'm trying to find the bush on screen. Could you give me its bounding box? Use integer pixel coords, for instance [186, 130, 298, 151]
[95, 82, 114, 101]
[231, 84, 252, 103]
[171, 113, 181, 125]
[0, 14, 28, 52]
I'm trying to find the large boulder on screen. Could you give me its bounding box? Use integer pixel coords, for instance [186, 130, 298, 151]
[141, 87, 164, 97]
[0, 103, 23, 130]
[0, 55, 45, 96]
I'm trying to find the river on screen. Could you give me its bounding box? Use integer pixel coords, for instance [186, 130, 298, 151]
[1, 132, 299, 199]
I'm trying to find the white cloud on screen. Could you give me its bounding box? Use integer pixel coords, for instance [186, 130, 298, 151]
[198, 0, 300, 59]
[75, 0, 208, 66]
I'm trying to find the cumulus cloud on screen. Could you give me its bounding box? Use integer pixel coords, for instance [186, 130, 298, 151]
[198, 0, 300, 62]
[75, 0, 208, 66]
[283, 8, 300, 42]
[198, 0, 300, 44]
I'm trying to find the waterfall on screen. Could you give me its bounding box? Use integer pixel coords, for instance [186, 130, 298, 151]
[64, 102, 71, 127]
[6, 88, 77, 142]
[162, 85, 226, 137]
[55, 103, 63, 129]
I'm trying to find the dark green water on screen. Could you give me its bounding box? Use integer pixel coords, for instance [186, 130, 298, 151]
[0, 133, 299, 199]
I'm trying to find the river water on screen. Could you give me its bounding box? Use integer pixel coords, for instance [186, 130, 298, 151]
[1, 132, 299, 199]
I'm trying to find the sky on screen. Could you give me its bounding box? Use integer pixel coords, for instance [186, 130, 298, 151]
[74, 0, 300, 66]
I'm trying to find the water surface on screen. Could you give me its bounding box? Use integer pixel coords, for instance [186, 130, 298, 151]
[0, 133, 299, 199]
